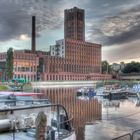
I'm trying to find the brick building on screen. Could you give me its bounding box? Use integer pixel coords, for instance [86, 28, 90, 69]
[65, 39, 101, 73]
[64, 7, 85, 41]
[0, 7, 112, 81]
[44, 7, 107, 81]
[41, 37, 110, 81]
[0, 50, 39, 82]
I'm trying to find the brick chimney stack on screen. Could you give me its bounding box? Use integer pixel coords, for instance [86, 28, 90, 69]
[32, 16, 36, 53]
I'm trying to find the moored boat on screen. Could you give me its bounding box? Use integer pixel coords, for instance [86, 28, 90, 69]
[77, 87, 96, 100]
[0, 92, 76, 140]
[96, 85, 128, 100]
[128, 84, 140, 98]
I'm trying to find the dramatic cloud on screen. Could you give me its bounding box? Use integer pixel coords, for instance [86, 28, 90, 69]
[0, 0, 63, 41]
[0, 0, 140, 62]
[89, 4, 140, 46]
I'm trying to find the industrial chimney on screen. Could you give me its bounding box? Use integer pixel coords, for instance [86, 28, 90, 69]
[32, 16, 36, 53]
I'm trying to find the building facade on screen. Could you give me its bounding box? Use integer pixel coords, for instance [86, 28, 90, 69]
[42, 7, 111, 81]
[64, 7, 85, 41]
[65, 39, 101, 73]
[0, 7, 112, 81]
[50, 39, 65, 58]
[0, 50, 39, 81]
[41, 38, 112, 81]
[13, 50, 39, 81]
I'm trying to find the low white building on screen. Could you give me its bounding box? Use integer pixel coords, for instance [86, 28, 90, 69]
[50, 39, 65, 58]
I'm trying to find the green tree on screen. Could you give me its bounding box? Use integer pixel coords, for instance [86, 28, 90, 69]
[6, 48, 13, 80]
[123, 61, 140, 73]
[38, 58, 44, 73]
[102, 60, 111, 74]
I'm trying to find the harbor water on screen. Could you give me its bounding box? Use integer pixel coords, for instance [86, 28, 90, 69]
[34, 85, 140, 140]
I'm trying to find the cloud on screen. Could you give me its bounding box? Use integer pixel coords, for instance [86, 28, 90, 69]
[88, 4, 140, 46]
[0, 0, 64, 42]
[102, 39, 140, 63]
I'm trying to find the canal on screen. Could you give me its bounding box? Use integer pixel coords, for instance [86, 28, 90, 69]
[34, 86, 140, 140]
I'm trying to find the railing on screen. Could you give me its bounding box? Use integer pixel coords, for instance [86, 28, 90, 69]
[0, 99, 51, 106]
[132, 129, 140, 140]
[0, 104, 74, 140]
[112, 129, 140, 140]
[112, 133, 131, 140]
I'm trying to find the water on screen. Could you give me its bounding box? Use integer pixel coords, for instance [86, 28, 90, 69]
[85, 98, 140, 140]
[34, 86, 140, 140]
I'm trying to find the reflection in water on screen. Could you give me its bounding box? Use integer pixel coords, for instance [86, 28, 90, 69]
[34, 86, 140, 140]
[135, 99, 140, 107]
[85, 98, 140, 140]
[34, 87, 101, 140]
[103, 100, 120, 108]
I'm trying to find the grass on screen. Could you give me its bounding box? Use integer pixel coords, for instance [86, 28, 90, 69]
[0, 85, 8, 91]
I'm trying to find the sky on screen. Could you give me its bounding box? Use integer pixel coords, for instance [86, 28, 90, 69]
[0, 0, 140, 63]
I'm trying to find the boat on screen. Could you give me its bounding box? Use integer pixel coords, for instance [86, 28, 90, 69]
[0, 92, 76, 140]
[96, 85, 128, 100]
[103, 92, 127, 100]
[0, 91, 44, 96]
[77, 87, 96, 100]
[128, 84, 140, 98]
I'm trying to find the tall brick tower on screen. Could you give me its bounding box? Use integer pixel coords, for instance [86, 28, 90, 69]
[64, 7, 85, 41]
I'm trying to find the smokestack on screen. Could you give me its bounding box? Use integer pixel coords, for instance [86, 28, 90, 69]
[32, 16, 36, 53]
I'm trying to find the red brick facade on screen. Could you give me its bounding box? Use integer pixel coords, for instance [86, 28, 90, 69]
[0, 48, 111, 81]
[64, 7, 85, 41]
[65, 39, 101, 73]
[0, 50, 39, 81]
[41, 38, 111, 81]
[13, 51, 39, 81]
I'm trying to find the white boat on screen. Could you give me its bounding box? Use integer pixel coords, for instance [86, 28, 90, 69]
[77, 87, 96, 100]
[0, 92, 76, 140]
[130, 84, 140, 98]
[137, 92, 140, 99]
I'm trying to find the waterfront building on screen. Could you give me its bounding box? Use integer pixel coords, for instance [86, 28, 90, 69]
[65, 38, 101, 73]
[0, 50, 39, 81]
[0, 7, 112, 81]
[45, 7, 106, 81]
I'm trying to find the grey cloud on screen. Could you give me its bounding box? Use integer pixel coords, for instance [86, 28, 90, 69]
[89, 4, 140, 46]
[105, 24, 140, 45]
[1, 0, 140, 45]
[103, 40, 140, 63]
[0, 0, 63, 41]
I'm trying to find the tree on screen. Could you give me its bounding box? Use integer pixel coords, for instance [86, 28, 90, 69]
[38, 58, 44, 73]
[122, 61, 140, 73]
[6, 48, 13, 80]
[102, 60, 111, 74]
